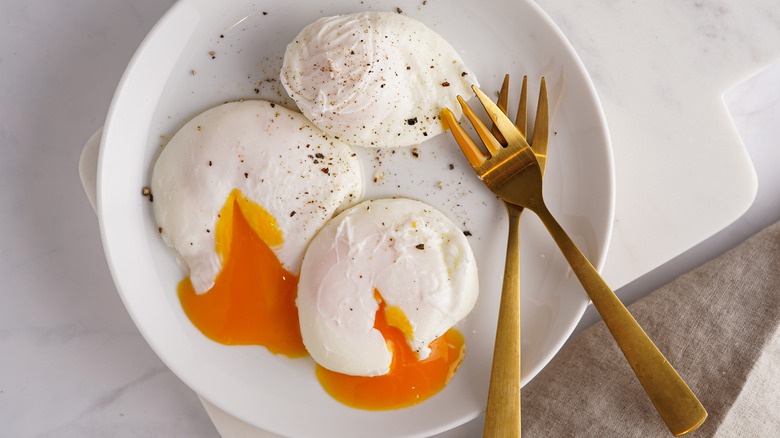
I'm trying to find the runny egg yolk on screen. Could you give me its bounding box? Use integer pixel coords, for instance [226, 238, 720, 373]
[176, 190, 465, 408]
[177, 189, 307, 358]
[316, 290, 466, 410]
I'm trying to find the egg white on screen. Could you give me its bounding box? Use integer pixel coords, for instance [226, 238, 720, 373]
[296, 198, 478, 376]
[280, 11, 479, 148]
[151, 100, 363, 294]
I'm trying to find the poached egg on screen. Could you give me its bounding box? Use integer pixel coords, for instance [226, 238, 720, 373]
[296, 198, 479, 378]
[150, 100, 363, 356]
[280, 11, 478, 148]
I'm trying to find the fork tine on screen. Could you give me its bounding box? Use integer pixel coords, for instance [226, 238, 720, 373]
[531, 78, 549, 174]
[457, 95, 504, 157]
[491, 74, 510, 146]
[441, 107, 487, 167]
[516, 75, 528, 138]
[497, 74, 510, 115]
[471, 85, 529, 151]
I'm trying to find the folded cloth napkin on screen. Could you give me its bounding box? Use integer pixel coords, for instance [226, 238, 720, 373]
[522, 220, 780, 437]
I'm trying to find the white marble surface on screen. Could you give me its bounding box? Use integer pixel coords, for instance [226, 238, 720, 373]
[2, 0, 780, 437]
[540, 0, 780, 289]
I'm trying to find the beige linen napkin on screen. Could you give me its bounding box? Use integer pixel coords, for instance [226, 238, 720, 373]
[522, 220, 780, 437]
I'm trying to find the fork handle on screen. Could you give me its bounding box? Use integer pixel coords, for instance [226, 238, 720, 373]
[483, 202, 523, 437]
[532, 202, 707, 436]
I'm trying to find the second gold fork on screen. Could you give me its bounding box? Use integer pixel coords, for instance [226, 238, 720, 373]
[443, 75, 548, 437]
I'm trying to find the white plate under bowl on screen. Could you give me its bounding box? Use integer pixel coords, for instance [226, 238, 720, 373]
[97, 0, 614, 436]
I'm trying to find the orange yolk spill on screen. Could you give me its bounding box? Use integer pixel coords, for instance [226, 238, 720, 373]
[316, 290, 466, 410]
[175, 189, 465, 408]
[177, 189, 307, 358]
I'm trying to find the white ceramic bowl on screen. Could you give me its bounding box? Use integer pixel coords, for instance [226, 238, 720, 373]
[96, 0, 614, 436]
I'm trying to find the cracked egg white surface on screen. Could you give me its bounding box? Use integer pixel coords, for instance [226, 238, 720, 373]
[151, 100, 363, 294]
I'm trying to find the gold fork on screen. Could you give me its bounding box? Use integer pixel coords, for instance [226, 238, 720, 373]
[442, 78, 707, 436]
[442, 75, 545, 437]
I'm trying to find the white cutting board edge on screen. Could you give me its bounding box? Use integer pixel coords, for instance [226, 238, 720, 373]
[535, 0, 780, 290]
